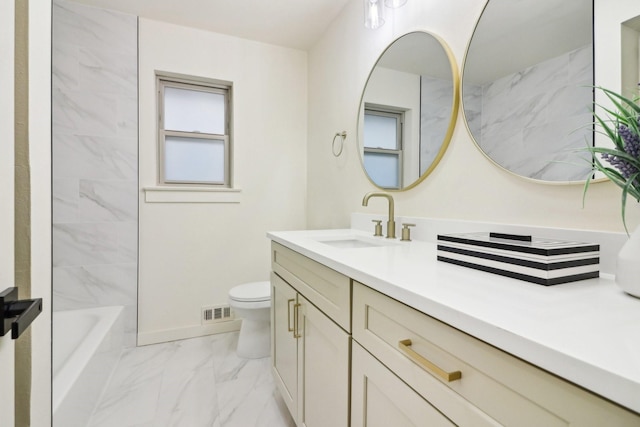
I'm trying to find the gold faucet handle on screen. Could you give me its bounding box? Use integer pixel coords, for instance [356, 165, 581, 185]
[371, 220, 383, 237]
[400, 223, 416, 241]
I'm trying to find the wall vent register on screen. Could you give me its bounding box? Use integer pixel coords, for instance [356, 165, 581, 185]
[201, 305, 233, 324]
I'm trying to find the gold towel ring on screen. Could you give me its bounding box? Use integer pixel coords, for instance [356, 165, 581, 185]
[332, 131, 347, 157]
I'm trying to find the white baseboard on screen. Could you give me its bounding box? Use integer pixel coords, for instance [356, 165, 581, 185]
[137, 319, 242, 346]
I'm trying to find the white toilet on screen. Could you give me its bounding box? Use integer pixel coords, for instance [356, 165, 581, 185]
[228, 281, 271, 359]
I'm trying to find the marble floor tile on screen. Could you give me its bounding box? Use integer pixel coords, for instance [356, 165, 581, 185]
[88, 332, 295, 427]
[217, 370, 295, 427]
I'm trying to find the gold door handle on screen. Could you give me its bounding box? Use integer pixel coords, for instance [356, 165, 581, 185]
[398, 339, 461, 382]
[287, 299, 295, 332]
[293, 303, 302, 339]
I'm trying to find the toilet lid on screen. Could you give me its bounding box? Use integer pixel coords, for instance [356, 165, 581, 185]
[229, 281, 271, 302]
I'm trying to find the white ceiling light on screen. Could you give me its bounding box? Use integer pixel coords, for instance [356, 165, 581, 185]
[364, 0, 385, 30]
[365, 0, 407, 29]
[384, 0, 407, 8]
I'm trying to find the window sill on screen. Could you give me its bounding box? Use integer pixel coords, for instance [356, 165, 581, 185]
[143, 186, 242, 203]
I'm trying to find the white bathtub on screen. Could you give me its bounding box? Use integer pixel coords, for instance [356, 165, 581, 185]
[53, 306, 124, 427]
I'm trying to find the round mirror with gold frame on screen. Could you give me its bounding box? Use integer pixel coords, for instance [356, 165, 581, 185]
[357, 31, 459, 191]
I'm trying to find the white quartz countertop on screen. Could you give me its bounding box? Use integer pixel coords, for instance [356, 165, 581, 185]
[267, 229, 640, 414]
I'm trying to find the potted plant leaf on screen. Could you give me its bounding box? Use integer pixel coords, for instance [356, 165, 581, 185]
[584, 87, 640, 297]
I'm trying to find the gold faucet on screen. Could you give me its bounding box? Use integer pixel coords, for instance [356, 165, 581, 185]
[362, 192, 396, 239]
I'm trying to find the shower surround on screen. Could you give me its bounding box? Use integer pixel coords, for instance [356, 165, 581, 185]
[463, 44, 593, 181]
[52, 0, 138, 347]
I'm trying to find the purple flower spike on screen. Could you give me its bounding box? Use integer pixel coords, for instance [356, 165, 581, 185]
[619, 124, 640, 158]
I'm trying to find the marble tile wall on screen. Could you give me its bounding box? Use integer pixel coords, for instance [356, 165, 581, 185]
[420, 75, 454, 175]
[52, 0, 138, 347]
[464, 44, 593, 181]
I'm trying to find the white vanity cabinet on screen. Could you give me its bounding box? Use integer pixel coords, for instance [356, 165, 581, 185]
[271, 272, 298, 415]
[270, 242, 351, 427]
[352, 281, 639, 427]
[268, 229, 640, 425]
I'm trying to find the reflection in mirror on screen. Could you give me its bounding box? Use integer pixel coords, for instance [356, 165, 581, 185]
[462, 0, 593, 182]
[358, 31, 459, 190]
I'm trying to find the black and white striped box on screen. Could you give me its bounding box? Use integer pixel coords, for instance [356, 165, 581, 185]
[436, 232, 600, 286]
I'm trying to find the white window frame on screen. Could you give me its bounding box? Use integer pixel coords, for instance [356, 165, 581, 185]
[157, 74, 232, 187]
[363, 106, 404, 190]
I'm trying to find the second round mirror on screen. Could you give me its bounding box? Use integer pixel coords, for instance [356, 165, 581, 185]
[462, 0, 593, 183]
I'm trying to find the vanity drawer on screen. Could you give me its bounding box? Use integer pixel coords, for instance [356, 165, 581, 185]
[352, 282, 639, 426]
[272, 242, 351, 332]
[351, 341, 456, 427]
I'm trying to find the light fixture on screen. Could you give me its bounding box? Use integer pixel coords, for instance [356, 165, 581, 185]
[384, 0, 407, 8]
[364, 0, 385, 30]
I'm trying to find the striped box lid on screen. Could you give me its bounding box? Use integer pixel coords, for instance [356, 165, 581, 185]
[436, 232, 599, 286]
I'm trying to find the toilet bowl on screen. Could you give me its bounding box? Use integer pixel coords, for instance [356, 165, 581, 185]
[228, 281, 271, 359]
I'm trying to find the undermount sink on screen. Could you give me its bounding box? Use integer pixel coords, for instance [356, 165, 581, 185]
[315, 235, 397, 249]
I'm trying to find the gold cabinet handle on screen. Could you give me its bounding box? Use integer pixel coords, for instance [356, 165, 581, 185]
[287, 299, 295, 332]
[398, 339, 461, 382]
[293, 303, 302, 339]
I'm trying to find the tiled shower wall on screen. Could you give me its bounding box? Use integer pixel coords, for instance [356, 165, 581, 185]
[464, 44, 593, 181]
[52, 0, 138, 347]
[420, 75, 454, 175]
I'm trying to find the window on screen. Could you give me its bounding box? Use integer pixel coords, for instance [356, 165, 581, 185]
[158, 75, 232, 186]
[363, 107, 404, 189]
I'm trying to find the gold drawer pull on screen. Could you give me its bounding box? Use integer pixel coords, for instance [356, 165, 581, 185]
[287, 299, 295, 332]
[398, 339, 462, 382]
[293, 303, 302, 339]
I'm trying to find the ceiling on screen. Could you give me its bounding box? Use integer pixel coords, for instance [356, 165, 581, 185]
[68, 0, 352, 50]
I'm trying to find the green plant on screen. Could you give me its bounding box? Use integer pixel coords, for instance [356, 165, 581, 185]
[584, 87, 640, 233]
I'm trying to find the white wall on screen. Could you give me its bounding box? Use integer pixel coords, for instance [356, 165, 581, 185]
[0, 0, 15, 314]
[595, 0, 640, 96]
[307, 0, 640, 233]
[0, 1, 15, 425]
[138, 19, 308, 344]
[621, 16, 640, 98]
